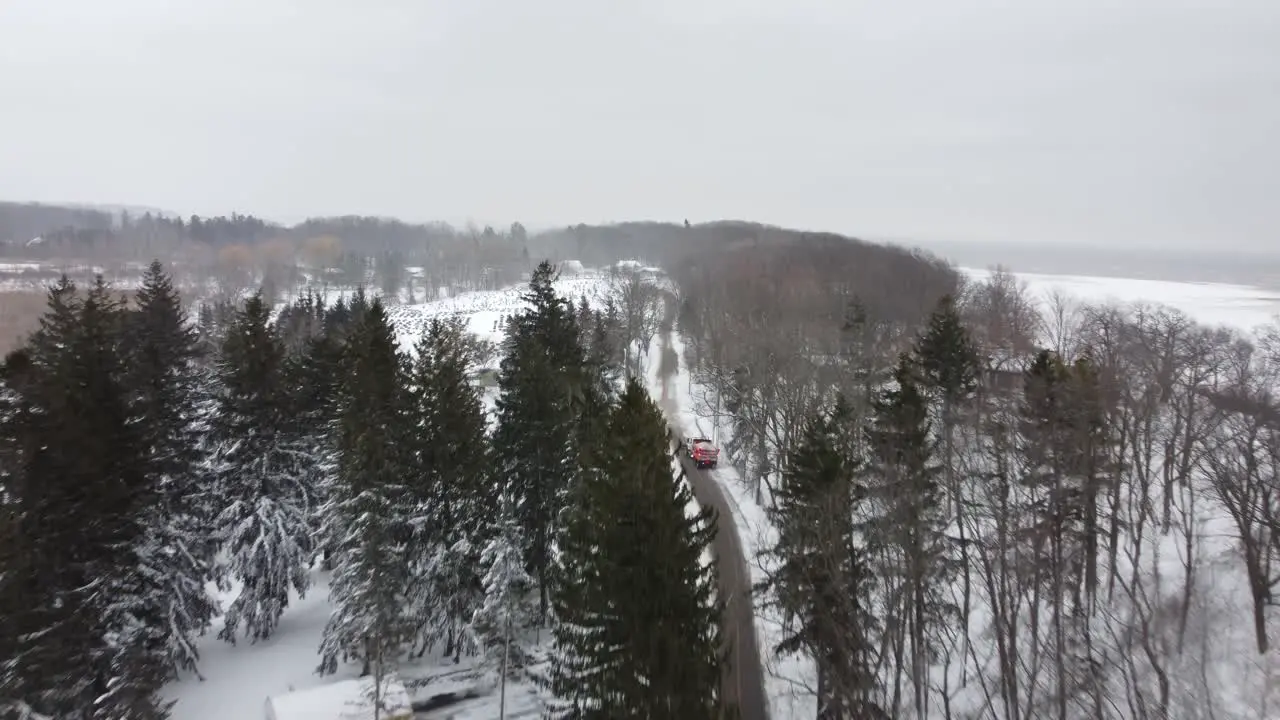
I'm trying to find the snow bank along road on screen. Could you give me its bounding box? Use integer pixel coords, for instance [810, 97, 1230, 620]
[673, 440, 769, 720]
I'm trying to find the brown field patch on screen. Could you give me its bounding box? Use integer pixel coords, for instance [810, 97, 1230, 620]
[0, 290, 49, 357]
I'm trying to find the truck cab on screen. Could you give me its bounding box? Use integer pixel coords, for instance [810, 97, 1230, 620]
[684, 436, 720, 469]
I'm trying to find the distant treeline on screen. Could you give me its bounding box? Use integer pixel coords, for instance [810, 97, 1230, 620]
[0, 200, 946, 280]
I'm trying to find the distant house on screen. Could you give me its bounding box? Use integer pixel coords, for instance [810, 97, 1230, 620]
[264, 676, 413, 720]
[982, 349, 1034, 395]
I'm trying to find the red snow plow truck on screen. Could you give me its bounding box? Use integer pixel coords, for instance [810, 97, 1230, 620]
[683, 437, 720, 469]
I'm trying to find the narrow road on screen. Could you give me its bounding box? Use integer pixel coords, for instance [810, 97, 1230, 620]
[675, 446, 770, 720]
[658, 331, 769, 720]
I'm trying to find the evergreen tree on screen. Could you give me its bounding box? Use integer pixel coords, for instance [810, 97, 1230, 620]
[1064, 353, 1112, 608]
[290, 299, 357, 572]
[0, 345, 91, 716]
[24, 276, 79, 369]
[863, 355, 952, 719]
[469, 496, 538, 675]
[212, 293, 316, 644]
[317, 299, 414, 677]
[122, 260, 219, 677]
[493, 261, 590, 623]
[1018, 349, 1111, 689]
[914, 295, 981, 406]
[0, 362, 23, 709]
[547, 380, 723, 719]
[762, 396, 884, 719]
[323, 296, 354, 340]
[581, 300, 623, 403]
[274, 289, 328, 356]
[1018, 349, 1104, 709]
[194, 298, 236, 361]
[1019, 349, 1083, 580]
[405, 316, 495, 660]
[912, 293, 981, 639]
[0, 279, 172, 717]
[78, 279, 175, 718]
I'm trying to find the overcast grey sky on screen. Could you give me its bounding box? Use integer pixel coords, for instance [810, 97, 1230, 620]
[0, 0, 1276, 251]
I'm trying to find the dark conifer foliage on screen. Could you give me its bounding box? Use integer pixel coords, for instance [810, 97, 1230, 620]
[915, 294, 981, 403]
[863, 354, 953, 718]
[211, 293, 317, 644]
[493, 261, 591, 623]
[548, 379, 722, 719]
[194, 298, 236, 361]
[317, 298, 414, 678]
[911, 292, 982, 637]
[762, 396, 884, 719]
[1019, 350, 1112, 610]
[405, 316, 496, 660]
[579, 298, 624, 405]
[0, 278, 173, 718]
[122, 261, 220, 677]
[274, 289, 329, 356]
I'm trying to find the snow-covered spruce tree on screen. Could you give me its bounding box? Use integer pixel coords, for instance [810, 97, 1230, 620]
[760, 395, 886, 719]
[493, 261, 591, 624]
[0, 279, 172, 718]
[547, 379, 723, 719]
[404, 316, 495, 661]
[75, 279, 177, 719]
[121, 260, 219, 678]
[285, 308, 348, 571]
[211, 292, 317, 644]
[317, 299, 414, 678]
[469, 495, 537, 676]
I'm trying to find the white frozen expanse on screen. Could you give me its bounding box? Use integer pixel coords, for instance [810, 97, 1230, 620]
[164, 265, 1279, 720]
[963, 266, 1280, 333]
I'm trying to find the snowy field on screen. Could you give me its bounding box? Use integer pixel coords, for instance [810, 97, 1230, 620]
[163, 263, 1280, 720]
[384, 270, 613, 352]
[962, 266, 1280, 334]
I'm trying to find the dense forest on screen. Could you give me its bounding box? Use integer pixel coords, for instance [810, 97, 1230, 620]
[0, 260, 728, 719]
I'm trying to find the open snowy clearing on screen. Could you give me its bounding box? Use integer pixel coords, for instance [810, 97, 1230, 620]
[962, 266, 1280, 333]
[385, 270, 612, 352]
